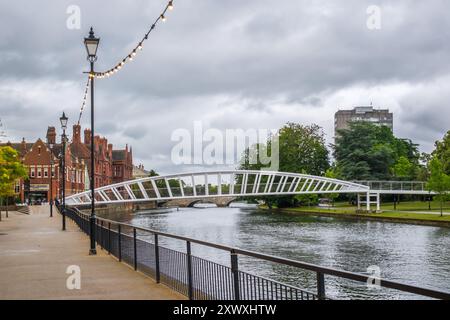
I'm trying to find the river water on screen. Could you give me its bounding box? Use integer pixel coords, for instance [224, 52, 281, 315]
[103, 205, 450, 300]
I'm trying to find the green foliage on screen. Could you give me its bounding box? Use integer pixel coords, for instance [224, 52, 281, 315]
[278, 123, 329, 175]
[392, 156, 414, 180]
[0, 146, 27, 198]
[432, 130, 450, 175]
[333, 122, 421, 181]
[148, 169, 159, 177]
[294, 194, 319, 207]
[426, 156, 450, 216]
[324, 168, 339, 204]
[238, 122, 329, 208]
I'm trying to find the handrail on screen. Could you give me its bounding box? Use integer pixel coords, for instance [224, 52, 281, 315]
[72, 207, 450, 300]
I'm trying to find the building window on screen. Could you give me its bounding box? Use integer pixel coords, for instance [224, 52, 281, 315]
[44, 167, 48, 178]
[37, 167, 42, 178]
[30, 167, 35, 178]
[51, 167, 55, 178]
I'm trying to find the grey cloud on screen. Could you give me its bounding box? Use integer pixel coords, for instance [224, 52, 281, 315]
[1, 0, 450, 172]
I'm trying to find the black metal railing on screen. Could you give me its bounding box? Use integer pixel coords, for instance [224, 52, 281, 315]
[60, 205, 450, 300]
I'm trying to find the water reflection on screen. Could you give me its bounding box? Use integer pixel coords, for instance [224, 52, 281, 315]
[100, 207, 450, 299]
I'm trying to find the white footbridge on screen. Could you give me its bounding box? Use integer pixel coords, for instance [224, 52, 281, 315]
[65, 170, 434, 211]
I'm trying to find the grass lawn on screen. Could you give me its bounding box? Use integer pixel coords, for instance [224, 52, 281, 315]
[316, 200, 450, 213]
[380, 201, 450, 212]
[262, 201, 450, 223]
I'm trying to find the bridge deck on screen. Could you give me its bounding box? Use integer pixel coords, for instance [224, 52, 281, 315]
[0, 206, 184, 300]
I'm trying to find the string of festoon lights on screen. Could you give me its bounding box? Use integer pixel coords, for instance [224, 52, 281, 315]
[92, 0, 174, 79]
[77, 0, 175, 123]
[77, 77, 91, 125]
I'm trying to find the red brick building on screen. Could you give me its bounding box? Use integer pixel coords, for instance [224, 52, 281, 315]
[69, 124, 133, 188]
[112, 145, 133, 183]
[1, 124, 134, 203]
[1, 127, 87, 203]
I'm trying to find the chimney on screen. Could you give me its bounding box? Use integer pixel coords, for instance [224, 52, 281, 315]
[21, 138, 26, 157]
[73, 124, 81, 143]
[46, 126, 56, 145]
[84, 129, 91, 145]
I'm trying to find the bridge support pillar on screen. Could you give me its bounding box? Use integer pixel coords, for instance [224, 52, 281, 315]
[376, 193, 381, 212]
[358, 193, 382, 213]
[366, 192, 371, 211]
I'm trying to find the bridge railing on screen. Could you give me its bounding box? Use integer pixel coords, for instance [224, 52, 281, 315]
[354, 181, 428, 192]
[66, 170, 370, 205]
[61, 206, 450, 300]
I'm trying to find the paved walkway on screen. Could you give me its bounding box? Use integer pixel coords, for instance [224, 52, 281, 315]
[0, 205, 184, 300]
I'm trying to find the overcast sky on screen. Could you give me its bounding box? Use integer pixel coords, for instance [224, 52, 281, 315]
[1, 0, 449, 174]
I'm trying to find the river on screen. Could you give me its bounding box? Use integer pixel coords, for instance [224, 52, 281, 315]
[102, 205, 450, 300]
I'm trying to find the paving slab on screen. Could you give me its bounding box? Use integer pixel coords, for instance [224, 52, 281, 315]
[0, 205, 184, 300]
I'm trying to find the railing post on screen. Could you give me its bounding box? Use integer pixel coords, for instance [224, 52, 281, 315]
[133, 228, 138, 271]
[100, 220, 103, 250]
[317, 272, 326, 300]
[108, 222, 111, 255]
[186, 241, 194, 300]
[231, 250, 240, 300]
[118, 225, 122, 262]
[154, 234, 160, 283]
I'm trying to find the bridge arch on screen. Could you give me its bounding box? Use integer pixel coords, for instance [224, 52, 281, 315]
[65, 170, 369, 206]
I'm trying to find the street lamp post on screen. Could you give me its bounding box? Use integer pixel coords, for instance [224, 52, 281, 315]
[49, 142, 54, 217]
[60, 112, 68, 231]
[85, 27, 100, 255]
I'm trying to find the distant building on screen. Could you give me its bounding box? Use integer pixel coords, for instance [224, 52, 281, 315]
[112, 145, 133, 183]
[334, 106, 393, 137]
[132, 164, 150, 179]
[69, 124, 133, 187]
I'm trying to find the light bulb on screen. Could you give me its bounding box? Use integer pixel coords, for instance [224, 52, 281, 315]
[161, 14, 166, 22]
[168, 1, 174, 10]
[132, 50, 137, 56]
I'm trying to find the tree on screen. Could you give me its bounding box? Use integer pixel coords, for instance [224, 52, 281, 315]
[148, 169, 159, 177]
[278, 123, 329, 175]
[238, 122, 329, 208]
[324, 168, 339, 205]
[426, 157, 450, 217]
[433, 130, 450, 175]
[334, 122, 421, 181]
[0, 146, 27, 220]
[239, 143, 278, 208]
[392, 156, 414, 180]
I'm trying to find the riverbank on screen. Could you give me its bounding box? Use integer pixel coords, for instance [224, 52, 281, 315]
[260, 205, 450, 228]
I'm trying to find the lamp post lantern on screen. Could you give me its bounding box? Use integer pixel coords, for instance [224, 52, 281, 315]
[84, 27, 100, 255]
[59, 112, 68, 230]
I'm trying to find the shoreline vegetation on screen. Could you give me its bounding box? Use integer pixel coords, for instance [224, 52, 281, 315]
[259, 201, 450, 228]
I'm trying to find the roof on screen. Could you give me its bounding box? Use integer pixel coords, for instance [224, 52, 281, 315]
[112, 150, 126, 161]
[69, 141, 90, 160]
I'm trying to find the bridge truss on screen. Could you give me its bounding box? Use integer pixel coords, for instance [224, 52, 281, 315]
[66, 170, 370, 206]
